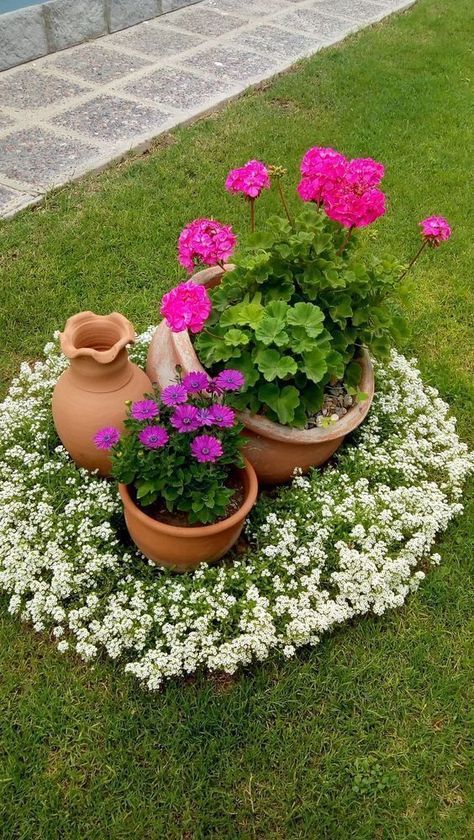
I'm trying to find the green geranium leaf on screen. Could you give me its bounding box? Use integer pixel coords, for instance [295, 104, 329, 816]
[287, 302, 325, 337]
[329, 296, 353, 321]
[301, 348, 328, 383]
[224, 329, 250, 348]
[325, 349, 345, 380]
[254, 348, 297, 381]
[288, 326, 316, 354]
[258, 382, 301, 425]
[235, 301, 265, 329]
[301, 381, 325, 414]
[229, 351, 260, 387]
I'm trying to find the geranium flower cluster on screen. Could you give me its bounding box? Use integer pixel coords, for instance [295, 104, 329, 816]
[298, 146, 386, 228]
[160, 279, 212, 333]
[94, 368, 245, 523]
[420, 215, 452, 247]
[0, 333, 472, 688]
[225, 159, 270, 199]
[178, 218, 237, 273]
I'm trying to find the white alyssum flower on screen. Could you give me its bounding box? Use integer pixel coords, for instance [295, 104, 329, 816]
[0, 337, 472, 690]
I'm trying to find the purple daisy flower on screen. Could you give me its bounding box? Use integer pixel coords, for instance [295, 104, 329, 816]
[93, 426, 120, 450]
[197, 407, 213, 426]
[138, 425, 169, 449]
[170, 404, 201, 433]
[207, 404, 236, 428]
[213, 369, 245, 392]
[130, 399, 159, 421]
[161, 383, 188, 407]
[182, 371, 210, 393]
[191, 434, 223, 463]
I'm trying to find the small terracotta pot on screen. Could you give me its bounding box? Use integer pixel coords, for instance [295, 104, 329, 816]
[119, 458, 258, 572]
[146, 266, 375, 484]
[52, 311, 152, 476]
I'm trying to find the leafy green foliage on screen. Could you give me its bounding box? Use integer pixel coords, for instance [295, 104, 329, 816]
[111, 389, 244, 525]
[195, 205, 406, 426]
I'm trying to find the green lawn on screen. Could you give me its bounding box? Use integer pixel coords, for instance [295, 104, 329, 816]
[1, 0, 473, 837]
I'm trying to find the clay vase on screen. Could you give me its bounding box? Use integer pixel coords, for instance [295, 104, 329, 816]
[147, 265, 375, 485]
[52, 311, 152, 476]
[119, 458, 258, 572]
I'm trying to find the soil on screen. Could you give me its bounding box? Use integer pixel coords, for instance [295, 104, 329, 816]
[306, 380, 354, 430]
[133, 474, 245, 528]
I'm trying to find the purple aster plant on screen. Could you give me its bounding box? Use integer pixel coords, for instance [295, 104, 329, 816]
[130, 399, 159, 421]
[182, 370, 210, 393]
[108, 369, 246, 525]
[93, 426, 121, 450]
[161, 383, 188, 407]
[213, 369, 245, 392]
[190, 435, 223, 463]
[138, 425, 169, 449]
[170, 404, 202, 433]
[207, 404, 236, 428]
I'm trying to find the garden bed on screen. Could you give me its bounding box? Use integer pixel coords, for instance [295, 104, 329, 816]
[0, 330, 472, 690]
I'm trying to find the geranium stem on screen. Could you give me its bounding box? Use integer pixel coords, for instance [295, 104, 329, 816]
[250, 198, 255, 233]
[277, 180, 293, 225]
[398, 240, 428, 281]
[337, 226, 354, 256]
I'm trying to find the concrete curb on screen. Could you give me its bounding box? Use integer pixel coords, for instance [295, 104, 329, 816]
[0, 0, 203, 71]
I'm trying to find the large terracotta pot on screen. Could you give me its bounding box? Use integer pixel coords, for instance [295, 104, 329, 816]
[52, 311, 152, 476]
[147, 266, 375, 484]
[119, 458, 258, 572]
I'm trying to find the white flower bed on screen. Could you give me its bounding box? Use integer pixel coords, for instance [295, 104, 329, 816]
[0, 331, 472, 689]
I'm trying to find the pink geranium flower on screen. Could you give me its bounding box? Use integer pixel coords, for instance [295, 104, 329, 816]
[225, 160, 270, 199]
[178, 218, 237, 273]
[420, 216, 452, 247]
[298, 147, 347, 205]
[160, 280, 212, 334]
[345, 157, 385, 191]
[324, 186, 386, 229]
[191, 434, 223, 463]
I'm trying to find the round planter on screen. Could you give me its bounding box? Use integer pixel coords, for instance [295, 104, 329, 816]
[52, 311, 152, 476]
[147, 266, 375, 484]
[119, 458, 258, 573]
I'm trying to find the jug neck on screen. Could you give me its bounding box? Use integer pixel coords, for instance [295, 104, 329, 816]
[68, 349, 133, 393]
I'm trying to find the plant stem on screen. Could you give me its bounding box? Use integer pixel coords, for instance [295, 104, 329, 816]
[398, 240, 428, 281]
[250, 198, 255, 233]
[337, 226, 354, 256]
[277, 180, 293, 226]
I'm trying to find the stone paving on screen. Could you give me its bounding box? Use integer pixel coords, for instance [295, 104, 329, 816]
[0, 0, 415, 218]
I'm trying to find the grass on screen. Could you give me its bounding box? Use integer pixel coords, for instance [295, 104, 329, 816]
[0, 0, 473, 836]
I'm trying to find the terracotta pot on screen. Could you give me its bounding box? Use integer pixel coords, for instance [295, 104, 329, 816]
[119, 458, 258, 572]
[52, 311, 152, 476]
[146, 266, 375, 484]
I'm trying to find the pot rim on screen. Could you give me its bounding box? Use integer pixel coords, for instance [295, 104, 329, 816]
[119, 457, 258, 538]
[60, 311, 136, 364]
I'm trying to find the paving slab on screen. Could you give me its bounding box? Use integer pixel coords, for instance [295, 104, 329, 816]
[107, 21, 207, 57]
[48, 43, 153, 84]
[0, 69, 87, 112]
[0, 184, 37, 216]
[0, 0, 417, 217]
[185, 44, 281, 82]
[124, 65, 232, 111]
[0, 127, 100, 189]
[53, 96, 172, 142]
[160, 6, 248, 35]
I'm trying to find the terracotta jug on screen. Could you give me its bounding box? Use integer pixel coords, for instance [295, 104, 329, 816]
[52, 311, 152, 476]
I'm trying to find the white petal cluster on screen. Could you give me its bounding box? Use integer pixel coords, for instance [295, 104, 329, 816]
[0, 337, 472, 690]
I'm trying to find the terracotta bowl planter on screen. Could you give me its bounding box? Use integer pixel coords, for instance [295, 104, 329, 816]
[147, 266, 375, 484]
[119, 458, 258, 573]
